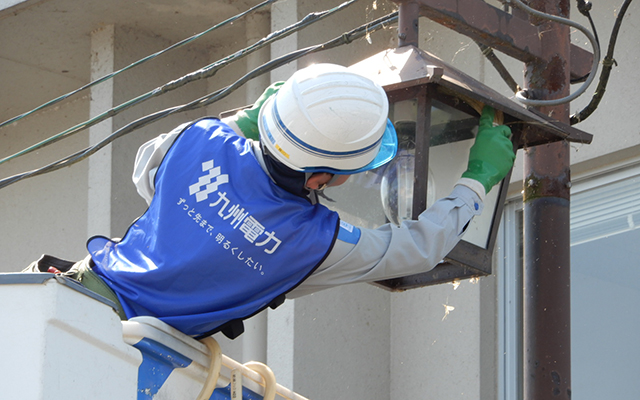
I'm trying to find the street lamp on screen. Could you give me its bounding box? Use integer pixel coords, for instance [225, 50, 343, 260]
[324, 45, 592, 290]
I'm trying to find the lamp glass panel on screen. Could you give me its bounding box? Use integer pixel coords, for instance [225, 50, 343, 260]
[426, 100, 499, 249]
[323, 99, 500, 250]
[381, 99, 436, 225]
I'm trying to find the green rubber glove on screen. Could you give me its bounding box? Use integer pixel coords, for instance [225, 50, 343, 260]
[461, 106, 516, 194]
[231, 81, 284, 140]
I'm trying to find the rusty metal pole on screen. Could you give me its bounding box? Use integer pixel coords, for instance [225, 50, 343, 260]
[522, 0, 572, 399]
[397, 0, 420, 47]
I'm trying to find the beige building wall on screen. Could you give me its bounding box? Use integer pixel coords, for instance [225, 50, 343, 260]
[0, 96, 89, 269]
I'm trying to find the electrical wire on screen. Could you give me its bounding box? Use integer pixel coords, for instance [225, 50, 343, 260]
[474, 41, 520, 93]
[0, 0, 279, 130]
[487, 1, 598, 87]
[485, 0, 630, 124]
[508, 0, 601, 107]
[570, 0, 600, 84]
[570, 0, 633, 124]
[0, 0, 360, 167]
[0, 12, 398, 190]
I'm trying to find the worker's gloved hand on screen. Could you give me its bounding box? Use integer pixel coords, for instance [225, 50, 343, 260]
[461, 106, 515, 194]
[228, 81, 284, 140]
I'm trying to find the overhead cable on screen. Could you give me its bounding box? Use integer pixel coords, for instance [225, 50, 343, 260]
[571, 0, 633, 124]
[0, 12, 398, 190]
[571, 0, 600, 84]
[0, 0, 360, 167]
[0, 0, 279, 130]
[508, 0, 601, 107]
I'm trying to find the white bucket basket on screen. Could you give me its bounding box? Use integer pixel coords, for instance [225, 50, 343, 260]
[0, 273, 141, 400]
[0, 273, 309, 400]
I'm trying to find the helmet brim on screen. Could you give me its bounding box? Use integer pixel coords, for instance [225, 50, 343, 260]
[302, 119, 398, 175]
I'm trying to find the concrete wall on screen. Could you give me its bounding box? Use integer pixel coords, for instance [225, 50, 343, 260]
[391, 281, 481, 399]
[294, 284, 390, 399]
[0, 95, 89, 269]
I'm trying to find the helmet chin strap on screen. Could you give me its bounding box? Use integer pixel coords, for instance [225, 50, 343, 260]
[259, 140, 342, 204]
[304, 172, 340, 202]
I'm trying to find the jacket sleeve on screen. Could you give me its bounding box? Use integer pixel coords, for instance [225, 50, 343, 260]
[287, 184, 483, 298]
[131, 119, 240, 204]
[131, 123, 189, 205]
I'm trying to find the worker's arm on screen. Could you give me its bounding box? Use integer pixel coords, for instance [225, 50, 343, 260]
[287, 182, 482, 297]
[223, 82, 284, 140]
[132, 123, 190, 205]
[288, 106, 515, 297]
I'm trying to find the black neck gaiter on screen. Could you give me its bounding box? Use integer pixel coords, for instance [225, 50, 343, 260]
[260, 143, 311, 200]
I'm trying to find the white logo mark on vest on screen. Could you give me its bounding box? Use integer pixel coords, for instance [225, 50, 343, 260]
[189, 160, 229, 202]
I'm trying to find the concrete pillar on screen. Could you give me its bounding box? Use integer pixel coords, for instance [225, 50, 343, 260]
[265, 1, 298, 389]
[88, 25, 115, 238]
[267, 301, 295, 389]
[269, 0, 298, 81]
[242, 10, 271, 365]
[245, 10, 272, 101]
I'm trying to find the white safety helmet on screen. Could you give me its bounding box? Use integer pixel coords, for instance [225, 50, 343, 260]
[258, 63, 397, 174]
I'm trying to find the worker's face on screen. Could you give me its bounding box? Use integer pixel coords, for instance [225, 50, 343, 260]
[306, 173, 350, 190]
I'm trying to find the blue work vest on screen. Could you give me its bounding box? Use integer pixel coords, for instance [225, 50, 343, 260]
[89, 118, 339, 338]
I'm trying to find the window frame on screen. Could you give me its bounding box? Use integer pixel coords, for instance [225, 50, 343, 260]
[496, 156, 640, 400]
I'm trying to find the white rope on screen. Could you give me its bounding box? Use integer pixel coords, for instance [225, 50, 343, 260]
[196, 337, 222, 400]
[244, 361, 277, 400]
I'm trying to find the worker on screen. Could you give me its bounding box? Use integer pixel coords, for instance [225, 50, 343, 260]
[24, 63, 515, 339]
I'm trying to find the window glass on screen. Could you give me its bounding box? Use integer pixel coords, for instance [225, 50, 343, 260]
[570, 172, 640, 398]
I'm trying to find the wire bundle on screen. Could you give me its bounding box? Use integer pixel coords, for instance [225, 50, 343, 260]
[2, 0, 633, 189]
[0, 0, 398, 189]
